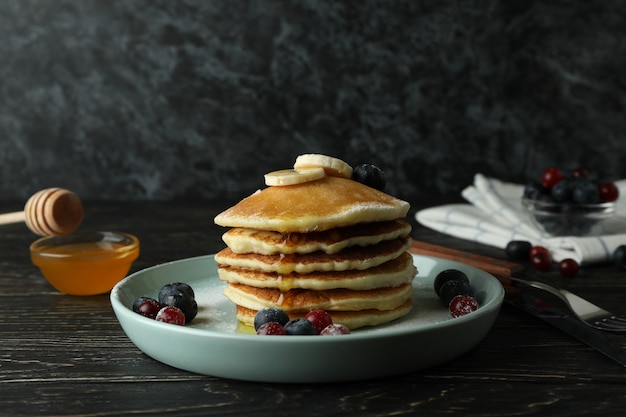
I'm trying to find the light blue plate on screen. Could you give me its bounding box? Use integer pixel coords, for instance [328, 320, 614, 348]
[110, 254, 504, 383]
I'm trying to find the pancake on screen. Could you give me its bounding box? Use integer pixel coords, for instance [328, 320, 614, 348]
[218, 251, 416, 291]
[223, 282, 413, 313]
[214, 154, 416, 330]
[235, 301, 413, 330]
[222, 220, 412, 255]
[215, 237, 412, 274]
[214, 176, 410, 233]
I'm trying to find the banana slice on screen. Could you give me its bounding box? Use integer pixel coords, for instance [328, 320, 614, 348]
[294, 154, 353, 179]
[264, 167, 325, 186]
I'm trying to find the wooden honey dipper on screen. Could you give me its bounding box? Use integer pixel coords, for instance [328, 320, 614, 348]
[0, 188, 84, 236]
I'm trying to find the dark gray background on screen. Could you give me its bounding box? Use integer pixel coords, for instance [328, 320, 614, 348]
[2, 0, 625, 203]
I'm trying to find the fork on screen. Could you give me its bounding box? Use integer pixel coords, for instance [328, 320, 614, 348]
[498, 275, 626, 333]
[410, 240, 626, 333]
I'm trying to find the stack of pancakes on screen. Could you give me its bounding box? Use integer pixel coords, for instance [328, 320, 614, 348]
[214, 159, 416, 329]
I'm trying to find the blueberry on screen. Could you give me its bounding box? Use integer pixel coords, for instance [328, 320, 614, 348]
[254, 307, 290, 331]
[569, 220, 593, 236]
[158, 283, 198, 322]
[538, 218, 564, 234]
[523, 181, 548, 200]
[352, 163, 386, 191]
[505, 240, 532, 261]
[172, 282, 195, 299]
[613, 245, 626, 270]
[434, 269, 469, 297]
[551, 179, 572, 203]
[159, 282, 195, 300]
[572, 180, 600, 204]
[439, 279, 472, 305]
[284, 318, 317, 335]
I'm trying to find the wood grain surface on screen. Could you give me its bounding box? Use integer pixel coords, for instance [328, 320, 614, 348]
[1, 201, 625, 416]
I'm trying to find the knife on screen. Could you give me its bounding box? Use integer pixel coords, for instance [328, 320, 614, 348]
[410, 240, 626, 367]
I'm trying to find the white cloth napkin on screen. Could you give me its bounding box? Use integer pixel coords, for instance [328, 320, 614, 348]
[416, 173, 626, 265]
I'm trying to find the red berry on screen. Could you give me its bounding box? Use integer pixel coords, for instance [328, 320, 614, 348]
[134, 298, 162, 319]
[320, 324, 351, 335]
[559, 259, 579, 278]
[531, 252, 552, 271]
[529, 245, 551, 258]
[449, 295, 479, 318]
[571, 167, 589, 179]
[155, 306, 186, 325]
[256, 322, 287, 335]
[530, 246, 552, 271]
[304, 309, 333, 334]
[541, 167, 564, 189]
[598, 182, 619, 202]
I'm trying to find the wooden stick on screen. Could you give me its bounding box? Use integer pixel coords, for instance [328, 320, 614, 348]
[410, 240, 524, 277]
[0, 211, 25, 225]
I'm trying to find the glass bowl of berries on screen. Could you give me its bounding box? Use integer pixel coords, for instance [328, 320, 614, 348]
[521, 167, 619, 236]
[30, 231, 140, 295]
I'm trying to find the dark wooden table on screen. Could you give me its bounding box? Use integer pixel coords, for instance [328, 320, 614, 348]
[1, 200, 625, 416]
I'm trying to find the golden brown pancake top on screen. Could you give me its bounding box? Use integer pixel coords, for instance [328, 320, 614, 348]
[214, 176, 410, 233]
